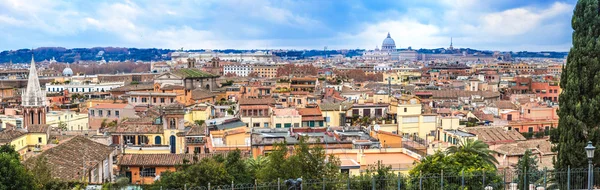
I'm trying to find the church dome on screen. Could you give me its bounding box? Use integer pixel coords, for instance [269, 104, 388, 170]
[63, 67, 73, 76]
[381, 32, 396, 51]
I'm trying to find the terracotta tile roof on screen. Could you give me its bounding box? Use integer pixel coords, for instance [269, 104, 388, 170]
[298, 107, 322, 116]
[25, 136, 113, 182]
[494, 100, 518, 110]
[191, 89, 217, 100]
[28, 124, 50, 133]
[473, 110, 494, 121]
[185, 125, 206, 136]
[495, 139, 554, 156]
[0, 129, 26, 143]
[464, 126, 526, 144]
[118, 154, 195, 166]
[238, 97, 276, 105]
[161, 84, 184, 90]
[105, 124, 163, 134]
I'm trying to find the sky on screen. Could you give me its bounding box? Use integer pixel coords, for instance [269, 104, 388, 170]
[0, 0, 577, 51]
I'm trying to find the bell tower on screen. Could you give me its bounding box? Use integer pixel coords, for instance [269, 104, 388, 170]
[22, 55, 47, 129]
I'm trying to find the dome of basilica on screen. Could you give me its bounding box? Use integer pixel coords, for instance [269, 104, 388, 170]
[381, 32, 396, 51]
[63, 66, 73, 76]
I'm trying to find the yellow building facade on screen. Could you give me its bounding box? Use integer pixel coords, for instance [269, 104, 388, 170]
[46, 111, 89, 131]
[382, 72, 421, 85]
[395, 96, 437, 140]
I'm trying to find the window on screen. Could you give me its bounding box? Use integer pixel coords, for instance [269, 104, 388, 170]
[319, 121, 324, 126]
[528, 127, 534, 133]
[107, 110, 111, 117]
[170, 98, 174, 102]
[169, 118, 176, 129]
[140, 167, 156, 177]
[264, 123, 269, 128]
[138, 136, 149, 144]
[38, 137, 42, 144]
[194, 147, 201, 154]
[276, 124, 282, 128]
[284, 123, 292, 128]
[115, 111, 120, 117]
[161, 98, 165, 103]
[423, 116, 436, 123]
[402, 117, 419, 123]
[124, 135, 135, 144]
[98, 110, 103, 117]
[153, 98, 157, 103]
[253, 123, 260, 127]
[404, 108, 407, 112]
[515, 128, 520, 132]
[142, 98, 147, 103]
[90, 110, 95, 116]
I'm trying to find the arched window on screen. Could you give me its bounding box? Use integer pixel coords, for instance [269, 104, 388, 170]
[155, 136, 162, 145]
[170, 118, 176, 129]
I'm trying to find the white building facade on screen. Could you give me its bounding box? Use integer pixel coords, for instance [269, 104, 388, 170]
[46, 82, 124, 93]
[223, 64, 254, 77]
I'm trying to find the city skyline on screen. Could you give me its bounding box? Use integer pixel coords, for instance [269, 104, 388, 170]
[0, 0, 576, 51]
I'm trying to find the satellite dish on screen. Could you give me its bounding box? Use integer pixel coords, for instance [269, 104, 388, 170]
[374, 124, 381, 131]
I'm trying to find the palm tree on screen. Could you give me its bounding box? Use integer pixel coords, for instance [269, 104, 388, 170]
[446, 139, 498, 166]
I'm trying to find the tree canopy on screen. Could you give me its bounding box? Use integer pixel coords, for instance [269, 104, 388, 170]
[552, 0, 600, 169]
[0, 144, 35, 190]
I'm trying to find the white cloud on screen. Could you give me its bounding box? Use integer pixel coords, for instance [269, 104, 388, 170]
[345, 1, 574, 51]
[0, 0, 576, 51]
[479, 2, 572, 36]
[339, 19, 443, 49]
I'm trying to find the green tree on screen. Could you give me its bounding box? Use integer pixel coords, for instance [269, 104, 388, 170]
[224, 149, 252, 183]
[257, 141, 296, 181]
[552, 0, 600, 170]
[57, 121, 68, 131]
[194, 120, 205, 126]
[0, 144, 35, 190]
[257, 137, 340, 182]
[31, 156, 53, 189]
[100, 119, 108, 129]
[351, 161, 397, 190]
[153, 157, 232, 188]
[409, 145, 502, 189]
[446, 139, 498, 166]
[246, 156, 268, 180]
[516, 150, 539, 190]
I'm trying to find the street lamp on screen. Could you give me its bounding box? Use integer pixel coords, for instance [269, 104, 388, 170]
[585, 141, 595, 190]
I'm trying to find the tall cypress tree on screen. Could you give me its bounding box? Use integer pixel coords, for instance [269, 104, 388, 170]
[552, 0, 600, 169]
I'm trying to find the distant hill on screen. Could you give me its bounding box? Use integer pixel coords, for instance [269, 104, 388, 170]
[0, 47, 568, 64]
[0, 47, 173, 63]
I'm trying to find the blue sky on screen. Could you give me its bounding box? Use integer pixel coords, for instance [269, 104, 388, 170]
[0, 0, 576, 51]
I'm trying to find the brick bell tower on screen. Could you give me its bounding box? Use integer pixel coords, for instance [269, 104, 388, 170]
[22, 55, 47, 129]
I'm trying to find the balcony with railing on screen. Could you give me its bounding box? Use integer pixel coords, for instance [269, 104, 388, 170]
[186, 137, 205, 145]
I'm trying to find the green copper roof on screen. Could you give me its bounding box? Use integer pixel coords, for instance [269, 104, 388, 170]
[173, 68, 219, 79]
